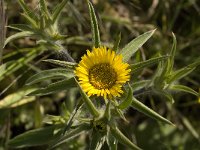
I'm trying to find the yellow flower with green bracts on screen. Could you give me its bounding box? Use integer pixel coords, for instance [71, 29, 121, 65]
[75, 46, 131, 99]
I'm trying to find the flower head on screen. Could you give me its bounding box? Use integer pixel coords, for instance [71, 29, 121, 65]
[75, 46, 131, 99]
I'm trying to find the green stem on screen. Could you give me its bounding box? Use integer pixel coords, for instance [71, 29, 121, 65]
[75, 79, 100, 118]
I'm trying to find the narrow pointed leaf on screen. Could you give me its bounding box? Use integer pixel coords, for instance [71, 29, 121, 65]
[170, 84, 199, 97]
[167, 32, 177, 73]
[168, 67, 195, 84]
[48, 123, 91, 150]
[39, 0, 50, 18]
[110, 126, 141, 150]
[0, 64, 6, 77]
[107, 131, 118, 150]
[113, 106, 128, 122]
[68, 2, 87, 27]
[18, 0, 38, 20]
[181, 114, 200, 140]
[7, 24, 34, 32]
[168, 58, 200, 84]
[4, 31, 35, 47]
[118, 84, 133, 110]
[52, 0, 69, 23]
[0, 47, 42, 81]
[75, 79, 100, 117]
[21, 13, 38, 28]
[43, 59, 77, 69]
[0, 0, 6, 63]
[87, 0, 101, 47]
[0, 87, 37, 109]
[26, 68, 74, 85]
[160, 91, 175, 103]
[131, 96, 173, 125]
[89, 130, 105, 150]
[130, 55, 169, 74]
[131, 80, 150, 91]
[113, 32, 121, 52]
[8, 124, 64, 148]
[120, 29, 156, 62]
[29, 78, 76, 96]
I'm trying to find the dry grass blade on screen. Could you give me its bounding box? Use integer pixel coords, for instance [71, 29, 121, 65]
[0, 0, 6, 64]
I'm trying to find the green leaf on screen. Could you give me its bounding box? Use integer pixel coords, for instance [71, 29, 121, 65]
[52, 0, 69, 23]
[18, 0, 38, 21]
[170, 84, 199, 97]
[0, 86, 37, 109]
[87, 0, 101, 47]
[8, 124, 64, 148]
[131, 80, 150, 91]
[110, 126, 141, 150]
[118, 84, 133, 110]
[0, 47, 42, 81]
[68, 2, 87, 27]
[0, 63, 6, 77]
[106, 130, 118, 150]
[129, 55, 169, 74]
[48, 123, 91, 150]
[89, 130, 105, 150]
[161, 33, 177, 78]
[120, 29, 156, 62]
[21, 13, 38, 28]
[43, 59, 77, 69]
[39, 0, 50, 18]
[180, 113, 200, 140]
[4, 31, 35, 47]
[167, 58, 200, 84]
[75, 79, 100, 118]
[113, 32, 121, 52]
[7, 24, 34, 32]
[26, 68, 74, 85]
[131, 96, 173, 125]
[29, 78, 76, 96]
[43, 115, 66, 125]
[113, 105, 128, 122]
[167, 32, 177, 73]
[160, 90, 174, 103]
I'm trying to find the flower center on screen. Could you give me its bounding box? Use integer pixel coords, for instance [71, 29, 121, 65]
[89, 63, 117, 89]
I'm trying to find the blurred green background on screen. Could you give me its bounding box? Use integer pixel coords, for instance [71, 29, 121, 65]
[0, 0, 200, 149]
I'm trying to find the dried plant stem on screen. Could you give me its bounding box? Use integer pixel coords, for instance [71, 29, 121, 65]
[0, 0, 6, 64]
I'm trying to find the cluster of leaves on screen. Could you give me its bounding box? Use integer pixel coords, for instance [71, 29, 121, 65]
[0, 0, 200, 150]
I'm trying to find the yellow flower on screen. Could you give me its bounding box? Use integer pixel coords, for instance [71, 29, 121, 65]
[75, 46, 131, 99]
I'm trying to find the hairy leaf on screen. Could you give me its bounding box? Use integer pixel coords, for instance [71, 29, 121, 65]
[170, 84, 199, 97]
[131, 96, 173, 125]
[110, 126, 141, 150]
[29, 78, 76, 96]
[118, 84, 133, 110]
[43, 59, 77, 69]
[0, 86, 37, 109]
[26, 68, 74, 85]
[120, 29, 156, 62]
[52, 0, 69, 23]
[48, 123, 91, 150]
[8, 124, 64, 148]
[130, 55, 169, 74]
[88, 0, 101, 47]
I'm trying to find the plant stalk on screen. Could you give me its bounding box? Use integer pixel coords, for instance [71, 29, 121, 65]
[0, 0, 6, 64]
